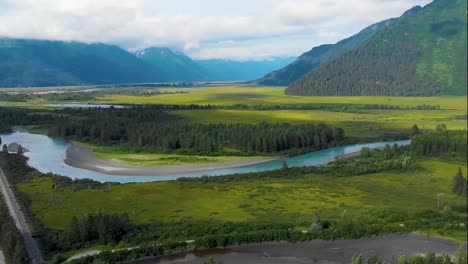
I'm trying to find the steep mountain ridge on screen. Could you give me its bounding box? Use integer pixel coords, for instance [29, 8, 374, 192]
[256, 14, 404, 86]
[286, 0, 467, 96]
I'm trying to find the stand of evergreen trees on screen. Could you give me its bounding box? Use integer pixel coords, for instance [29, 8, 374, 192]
[0, 107, 54, 133]
[0, 195, 29, 264]
[452, 168, 467, 197]
[47, 107, 345, 155]
[65, 214, 131, 249]
[410, 129, 467, 159]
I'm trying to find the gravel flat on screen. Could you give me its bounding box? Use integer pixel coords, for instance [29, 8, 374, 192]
[65, 143, 279, 176]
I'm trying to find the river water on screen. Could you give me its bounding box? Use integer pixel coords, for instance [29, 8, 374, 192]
[0, 132, 410, 183]
[132, 234, 464, 264]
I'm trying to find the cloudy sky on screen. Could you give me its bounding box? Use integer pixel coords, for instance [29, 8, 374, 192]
[0, 0, 432, 60]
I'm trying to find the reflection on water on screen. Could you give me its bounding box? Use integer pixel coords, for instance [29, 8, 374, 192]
[0, 131, 410, 183]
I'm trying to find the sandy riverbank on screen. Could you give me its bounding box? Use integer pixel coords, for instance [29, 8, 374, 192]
[64, 143, 280, 176]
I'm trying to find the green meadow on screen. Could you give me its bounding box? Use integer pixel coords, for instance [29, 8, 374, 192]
[86, 144, 272, 166]
[175, 109, 467, 137]
[94, 87, 467, 110]
[18, 159, 467, 243]
[94, 87, 466, 139]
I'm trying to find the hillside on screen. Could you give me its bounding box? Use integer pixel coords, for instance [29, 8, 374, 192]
[0, 39, 162, 87]
[0, 39, 295, 87]
[286, 0, 467, 96]
[257, 15, 402, 86]
[136, 47, 207, 81]
[198, 57, 295, 81]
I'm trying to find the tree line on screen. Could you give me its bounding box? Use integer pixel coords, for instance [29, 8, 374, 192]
[0, 196, 28, 264]
[410, 128, 467, 159]
[65, 208, 467, 264]
[47, 107, 345, 155]
[452, 168, 467, 197]
[65, 213, 132, 249]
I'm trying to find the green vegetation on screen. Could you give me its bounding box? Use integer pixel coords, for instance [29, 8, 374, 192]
[175, 108, 467, 137]
[0, 38, 293, 88]
[0, 86, 467, 262]
[0, 39, 164, 87]
[452, 168, 467, 197]
[0, 126, 466, 261]
[93, 87, 467, 109]
[87, 144, 272, 166]
[257, 11, 399, 86]
[0, 106, 342, 157]
[287, 0, 467, 96]
[14, 155, 468, 234]
[0, 196, 28, 264]
[352, 247, 467, 264]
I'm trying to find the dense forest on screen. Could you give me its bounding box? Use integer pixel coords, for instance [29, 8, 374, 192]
[0, 106, 346, 155]
[286, 0, 467, 96]
[410, 128, 467, 159]
[0, 107, 54, 133]
[257, 11, 400, 86]
[0, 196, 29, 264]
[47, 107, 345, 155]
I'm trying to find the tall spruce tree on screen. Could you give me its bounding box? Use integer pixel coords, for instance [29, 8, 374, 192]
[452, 168, 467, 196]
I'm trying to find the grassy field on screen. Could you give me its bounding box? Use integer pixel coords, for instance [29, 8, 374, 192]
[85, 144, 273, 166]
[94, 87, 466, 138]
[18, 159, 467, 242]
[3, 86, 466, 140]
[175, 109, 467, 138]
[95, 87, 468, 110]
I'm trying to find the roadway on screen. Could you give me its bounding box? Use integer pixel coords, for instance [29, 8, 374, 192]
[0, 167, 44, 264]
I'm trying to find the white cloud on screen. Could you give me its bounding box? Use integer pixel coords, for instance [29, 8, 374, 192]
[0, 0, 433, 60]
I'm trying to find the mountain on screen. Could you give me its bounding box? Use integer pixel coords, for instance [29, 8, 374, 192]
[0, 39, 162, 87]
[135, 47, 207, 81]
[256, 8, 424, 86]
[286, 0, 467, 96]
[0, 39, 295, 87]
[197, 57, 296, 81]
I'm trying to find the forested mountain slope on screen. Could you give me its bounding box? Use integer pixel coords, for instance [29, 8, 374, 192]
[0, 39, 162, 87]
[256, 14, 402, 86]
[286, 0, 467, 96]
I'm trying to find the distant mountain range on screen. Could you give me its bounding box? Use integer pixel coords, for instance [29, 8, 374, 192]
[0, 39, 294, 88]
[284, 0, 467, 96]
[1, 0, 465, 95]
[197, 58, 296, 81]
[0, 39, 159, 87]
[135, 47, 206, 81]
